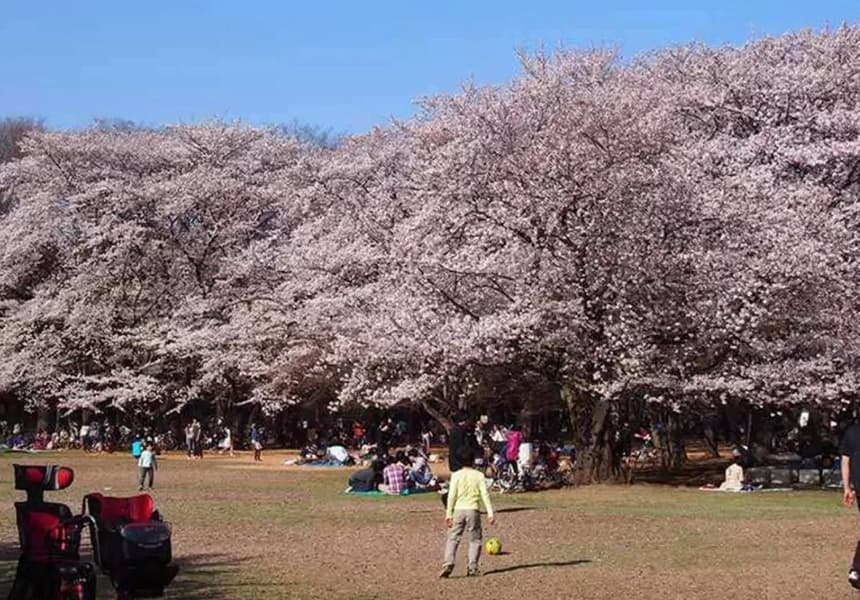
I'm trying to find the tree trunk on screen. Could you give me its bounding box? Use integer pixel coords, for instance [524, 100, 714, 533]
[702, 410, 720, 458]
[702, 426, 719, 458]
[560, 385, 583, 449]
[586, 397, 612, 483]
[745, 411, 753, 447]
[519, 392, 541, 441]
[420, 397, 453, 432]
[215, 398, 225, 424]
[36, 406, 51, 432]
[231, 412, 243, 441]
[667, 412, 686, 471]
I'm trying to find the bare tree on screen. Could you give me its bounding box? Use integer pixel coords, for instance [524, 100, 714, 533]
[91, 118, 150, 133]
[0, 117, 43, 163]
[277, 119, 343, 149]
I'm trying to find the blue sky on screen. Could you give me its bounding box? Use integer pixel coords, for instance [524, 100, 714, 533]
[2, 1, 859, 134]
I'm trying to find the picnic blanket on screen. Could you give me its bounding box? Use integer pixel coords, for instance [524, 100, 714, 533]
[346, 488, 433, 497]
[283, 459, 351, 467]
[699, 485, 794, 493]
[0, 447, 51, 454]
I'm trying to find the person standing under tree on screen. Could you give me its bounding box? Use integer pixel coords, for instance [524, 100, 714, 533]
[184, 423, 194, 460]
[840, 420, 860, 589]
[251, 423, 263, 462]
[190, 418, 202, 459]
[505, 423, 523, 476]
[131, 435, 143, 461]
[448, 412, 477, 472]
[220, 425, 234, 457]
[421, 426, 432, 456]
[137, 442, 157, 491]
[441, 412, 478, 507]
[80, 422, 90, 452]
[376, 418, 393, 458]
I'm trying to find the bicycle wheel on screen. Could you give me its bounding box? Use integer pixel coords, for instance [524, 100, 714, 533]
[543, 472, 561, 489]
[496, 465, 518, 492]
[522, 472, 539, 492]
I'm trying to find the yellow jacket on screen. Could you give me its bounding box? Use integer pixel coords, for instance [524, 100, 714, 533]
[446, 467, 494, 518]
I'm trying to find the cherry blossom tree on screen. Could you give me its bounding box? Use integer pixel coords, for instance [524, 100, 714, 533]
[1, 28, 859, 476]
[0, 124, 309, 420]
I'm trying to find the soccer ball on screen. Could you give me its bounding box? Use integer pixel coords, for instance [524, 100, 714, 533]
[485, 537, 502, 555]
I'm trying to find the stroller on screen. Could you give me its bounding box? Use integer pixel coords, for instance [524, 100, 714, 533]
[83, 492, 178, 599]
[8, 464, 98, 600]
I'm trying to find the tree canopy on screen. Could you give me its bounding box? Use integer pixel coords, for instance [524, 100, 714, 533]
[2, 27, 860, 423]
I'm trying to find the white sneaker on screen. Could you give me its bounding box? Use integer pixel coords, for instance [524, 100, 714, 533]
[849, 570, 860, 589]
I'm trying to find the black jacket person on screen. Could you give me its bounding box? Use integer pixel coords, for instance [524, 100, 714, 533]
[840, 421, 860, 588]
[448, 412, 477, 473]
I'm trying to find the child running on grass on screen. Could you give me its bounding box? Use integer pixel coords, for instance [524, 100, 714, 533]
[440, 447, 495, 578]
[137, 442, 157, 491]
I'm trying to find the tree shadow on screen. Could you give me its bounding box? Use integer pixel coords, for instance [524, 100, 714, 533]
[483, 559, 591, 576]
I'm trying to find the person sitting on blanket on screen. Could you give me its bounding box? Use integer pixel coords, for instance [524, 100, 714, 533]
[346, 458, 385, 492]
[406, 447, 435, 488]
[325, 443, 353, 465]
[300, 441, 325, 461]
[719, 455, 746, 492]
[9, 432, 26, 449]
[379, 453, 409, 495]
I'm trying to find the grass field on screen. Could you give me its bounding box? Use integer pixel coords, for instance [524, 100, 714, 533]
[1, 450, 859, 599]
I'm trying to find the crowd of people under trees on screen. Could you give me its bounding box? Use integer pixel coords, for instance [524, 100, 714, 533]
[2, 401, 848, 487]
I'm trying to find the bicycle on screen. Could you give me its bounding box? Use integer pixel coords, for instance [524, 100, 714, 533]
[620, 435, 661, 483]
[486, 453, 576, 493]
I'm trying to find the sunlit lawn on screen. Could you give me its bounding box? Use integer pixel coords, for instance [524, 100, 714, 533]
[1, 450, 857, 599]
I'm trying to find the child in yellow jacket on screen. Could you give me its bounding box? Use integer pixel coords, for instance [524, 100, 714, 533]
[440, 448, 496, 578]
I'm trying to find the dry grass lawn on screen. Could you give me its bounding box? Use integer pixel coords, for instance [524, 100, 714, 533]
[1, 450, 859, 599]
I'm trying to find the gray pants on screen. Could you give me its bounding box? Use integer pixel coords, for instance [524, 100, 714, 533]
[138, 467, 154, 489]
[444, 510, 482, 568]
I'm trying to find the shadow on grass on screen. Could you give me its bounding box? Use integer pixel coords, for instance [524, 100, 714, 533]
[0, 544, 269, 600]
[0, 542, 22, 598]
[168, 551, 263, 600]
[0, 543, 21, 562]
[495, 506, 537, 514]
[408, 506, 538, 515]
[484, 559, 591, 576]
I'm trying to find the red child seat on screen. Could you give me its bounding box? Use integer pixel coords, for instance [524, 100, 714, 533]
[14, 464, 74, 489]
[84, 493, 156, 526]
[10, 465, 97, 600]
[83, 492, 177, 597]
[15, 503, 80, 562]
